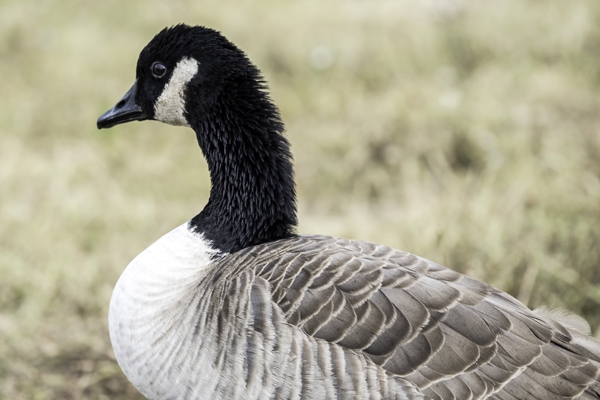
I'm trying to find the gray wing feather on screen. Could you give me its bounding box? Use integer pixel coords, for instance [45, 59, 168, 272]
[215, 235, 600, 399]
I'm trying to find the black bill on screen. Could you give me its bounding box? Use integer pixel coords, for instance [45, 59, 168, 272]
[97, 79, 148, 129]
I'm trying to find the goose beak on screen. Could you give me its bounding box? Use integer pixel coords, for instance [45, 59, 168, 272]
[97, 79, 149, 129]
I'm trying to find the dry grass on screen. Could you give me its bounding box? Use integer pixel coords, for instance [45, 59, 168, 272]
[1, 0, 600, 398]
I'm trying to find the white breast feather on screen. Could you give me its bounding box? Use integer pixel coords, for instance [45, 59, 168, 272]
[108, 222, 221, 400]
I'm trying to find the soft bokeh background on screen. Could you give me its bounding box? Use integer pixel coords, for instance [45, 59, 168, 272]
[1, 0, 600, 398]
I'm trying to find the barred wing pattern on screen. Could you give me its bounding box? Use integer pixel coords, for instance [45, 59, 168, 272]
[216, 235, 600, 400]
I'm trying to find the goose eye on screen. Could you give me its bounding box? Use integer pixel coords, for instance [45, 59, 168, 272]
[151, 62, 167, 78]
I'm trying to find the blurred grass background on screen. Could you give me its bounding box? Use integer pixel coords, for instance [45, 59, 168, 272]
[1, 0, 600, 398]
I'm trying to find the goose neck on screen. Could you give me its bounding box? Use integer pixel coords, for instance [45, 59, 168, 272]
[189, 96, 297, 254]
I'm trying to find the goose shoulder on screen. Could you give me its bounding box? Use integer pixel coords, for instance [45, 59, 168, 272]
[214, 235, 600, 400]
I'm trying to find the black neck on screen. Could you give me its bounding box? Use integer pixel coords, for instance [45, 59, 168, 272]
[189, 81, 297, 254]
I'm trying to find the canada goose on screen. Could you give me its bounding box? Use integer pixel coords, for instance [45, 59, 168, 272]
[97, 24, 600, 400]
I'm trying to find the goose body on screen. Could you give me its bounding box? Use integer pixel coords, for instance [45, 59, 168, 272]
[98, 25, 600, 400]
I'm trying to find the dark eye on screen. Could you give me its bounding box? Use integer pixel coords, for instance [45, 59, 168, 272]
[151, 62, 167, 78]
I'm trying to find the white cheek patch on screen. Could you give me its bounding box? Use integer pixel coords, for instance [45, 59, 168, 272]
[154, 57, 199, 127]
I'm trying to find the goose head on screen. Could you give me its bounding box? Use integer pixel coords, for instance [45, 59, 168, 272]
[97, 24, 297, 254]
[97, 24, 258, 130]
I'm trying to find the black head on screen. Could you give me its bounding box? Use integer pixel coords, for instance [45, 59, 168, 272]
[98, 24, 255, 129]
